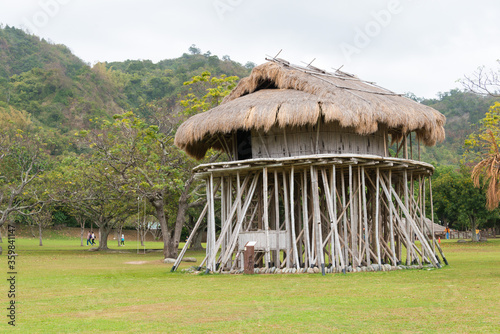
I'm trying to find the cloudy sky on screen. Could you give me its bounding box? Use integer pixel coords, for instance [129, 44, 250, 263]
[1, 0, 499, 98]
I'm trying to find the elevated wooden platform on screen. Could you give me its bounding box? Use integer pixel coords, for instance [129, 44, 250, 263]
[172, 154, 447, 274]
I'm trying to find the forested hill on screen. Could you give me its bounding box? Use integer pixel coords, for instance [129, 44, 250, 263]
[0, 26, 251, 154]
[0, 25, 498, 166]
[419, 90, 498, 166]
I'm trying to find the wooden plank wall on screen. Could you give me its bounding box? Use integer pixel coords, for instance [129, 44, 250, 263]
[251, 121, 386, 159]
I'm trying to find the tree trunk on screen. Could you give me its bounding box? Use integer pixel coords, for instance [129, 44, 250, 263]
[140, 227, 145, 247]
[79, 217, 85, 247]
[98, 225, 111, 250]
[189, 226, 204, 251]
[152, 198, 171, 259]
[29, 224, 36, 238]
[39, 223, 43, 246]
[470, 216, 478, 242]
[117, 226, 122, 247]
[171, 173, 196, 259]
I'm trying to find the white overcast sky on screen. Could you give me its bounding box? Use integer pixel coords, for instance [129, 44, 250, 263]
[1, 0, 499, 98]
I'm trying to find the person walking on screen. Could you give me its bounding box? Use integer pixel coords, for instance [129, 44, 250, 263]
[86, 231, 92, 246]
[121, 234, 125, 246]
[91, 232, 96, 245]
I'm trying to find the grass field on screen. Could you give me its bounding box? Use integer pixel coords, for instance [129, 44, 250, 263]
[1, 231, 499, 333]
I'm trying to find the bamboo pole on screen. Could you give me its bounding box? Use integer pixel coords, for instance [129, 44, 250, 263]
[263, 167, 271, 268]
[207, 173, 216, 272]
[388, 170, 397, 265]
[219, 173, 260, 268]
[302, 170, 312, 267]
[349, 165, 356, 266]
[321, 167, 344, 271]
[382, 179, 440, 268]
[341, 168, 348, 271]
[322, 169, 336, 268]
[282, 171, 291, 268]
[171, 203, 209, 272]
[274, 171, 280, 267]
[332, 165, 341, 271]
[361, 167, 370, 266]
[403, 170, 411, 265]
[311, 165, 326, 274]
[375, 168, 382, 265]
[289, 166, 300, 269]
[206, 174, 252, 272]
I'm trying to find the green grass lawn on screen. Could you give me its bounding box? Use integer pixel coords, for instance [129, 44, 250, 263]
[1, 234, 499, 333]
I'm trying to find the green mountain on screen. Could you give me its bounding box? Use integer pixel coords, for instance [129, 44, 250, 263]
[419, 90, 499, 166]
[0, 26, 251, 154]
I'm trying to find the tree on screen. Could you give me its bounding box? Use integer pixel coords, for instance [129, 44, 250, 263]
[432, 167, 497, 241]
[188, 44, 201, 55]
[471, 130, 500, 211]
[30, 206, 53, 246]
[78, 113, 186, 257]
[464, 102, 500, 213]
[49, 154, 132, 250]
[0, 128, 50, 231]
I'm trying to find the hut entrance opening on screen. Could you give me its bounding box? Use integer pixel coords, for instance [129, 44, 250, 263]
[236, 130, 252, 160]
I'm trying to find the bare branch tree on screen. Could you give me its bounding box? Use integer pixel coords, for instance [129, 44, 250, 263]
[462, 60, 500, 97]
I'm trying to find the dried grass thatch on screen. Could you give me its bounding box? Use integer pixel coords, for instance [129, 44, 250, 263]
[175, 59, 446, 160]
[471, 131, 500, 210]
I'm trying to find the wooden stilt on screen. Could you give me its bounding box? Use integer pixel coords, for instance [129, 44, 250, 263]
[388, 170, 397, 265]
[375, 168, 382, 266]
[274, 171, 280, 268]
[341, 168, 348, 272]
[302, 170, 312, 267]
[311, 165, 326, 275]
[282, 171, 292, 268]
[263, 168, 271, 268]
[403, 170, 411, 265]
[289, 166, 300, 269]
[207, 174, 252, 271]
[361, 167, 370, 266]
[321, 167, 344, 271]
[171, 203, 209, 272]
[219, 173, 260, 267]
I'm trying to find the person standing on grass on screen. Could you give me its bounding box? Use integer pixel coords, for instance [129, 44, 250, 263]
[121, 234, 125, 245]
[87, 231, 92, 246]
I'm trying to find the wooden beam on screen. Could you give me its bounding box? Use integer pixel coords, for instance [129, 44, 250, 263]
[361, 167, 370, 266]
[206, 174, 252, 272]
[171, 203, 209, 272]
[282, 171, 291, 268]
[263, 167, 271, 268]
[311, 165, 325, 275]
[375, 168, 382, 265]
[302, 170, 312, 267]
[274, 171, 280, 267]
[219, 173, 261, 268]
[289, 166, 300, 269]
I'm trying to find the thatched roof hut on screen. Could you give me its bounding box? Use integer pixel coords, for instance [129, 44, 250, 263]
[175, 58, 446, 160]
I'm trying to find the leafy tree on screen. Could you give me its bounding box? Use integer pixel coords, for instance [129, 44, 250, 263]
[432, 167, 497, 241]
[0, 127, 50, 229]
[78, 113, 186, 257]
[30, 206, 53, 246]
[188, 44, 201, 55]
[462, 102, 500, 212]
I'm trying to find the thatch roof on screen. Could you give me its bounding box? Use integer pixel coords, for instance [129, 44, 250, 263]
[175, 58, 446, 160]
